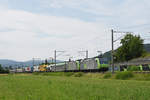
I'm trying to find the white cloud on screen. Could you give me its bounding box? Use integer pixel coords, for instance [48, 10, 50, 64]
[0, 8, 110, 61]
[0, 0, 150, 61]
[42, 0, 150, 27]
[42, 0, 114, 16]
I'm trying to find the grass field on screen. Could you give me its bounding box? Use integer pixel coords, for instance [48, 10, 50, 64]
[0, 74, 150, 100]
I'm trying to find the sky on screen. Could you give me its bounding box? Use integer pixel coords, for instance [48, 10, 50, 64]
[0, 0, 150, 61]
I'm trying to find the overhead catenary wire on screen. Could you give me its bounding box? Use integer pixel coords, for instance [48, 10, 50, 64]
[54, 50, 66, 71]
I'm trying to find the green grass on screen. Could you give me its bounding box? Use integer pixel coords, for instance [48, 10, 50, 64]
[115, 71, 134, 80]
[0, 74, 150, 100]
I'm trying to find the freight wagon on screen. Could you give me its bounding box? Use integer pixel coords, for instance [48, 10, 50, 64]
[24, 67, 32, 72]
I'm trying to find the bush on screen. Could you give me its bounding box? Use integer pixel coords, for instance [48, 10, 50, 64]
[103, 72, 112, 79]
[74, 72, 84, 77]
[127, 66, 140, 71]
[115, 71, 134, 80]
[64, 72, 74, 77]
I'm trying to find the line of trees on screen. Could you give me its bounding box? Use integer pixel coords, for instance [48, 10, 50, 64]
[0, 64, 9, 73]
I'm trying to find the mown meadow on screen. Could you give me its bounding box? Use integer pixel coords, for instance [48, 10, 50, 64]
[0, 72, 150, 100]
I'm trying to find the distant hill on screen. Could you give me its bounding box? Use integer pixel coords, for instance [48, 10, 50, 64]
[102, 51, 112, 62]
[0, 59, 63, 67]
[0, 59, 20, 66]
[144, 44, 150, 53]
[102, 44, 150, 62]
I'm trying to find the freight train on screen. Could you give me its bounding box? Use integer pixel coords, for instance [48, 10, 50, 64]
[10, 57, 150, 73]
[11, 57, 109, 73]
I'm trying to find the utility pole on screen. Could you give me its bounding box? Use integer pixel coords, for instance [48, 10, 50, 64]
[54, 50, 56, 71]
[54, 50, 65, 71]
[86, 50, 88, 59]
[32, 58, 35, 67]
[52, 58, 53, 63]
[111, 29, 114, 74]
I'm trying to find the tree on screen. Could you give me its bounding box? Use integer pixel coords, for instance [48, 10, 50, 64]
[0, 64, 3, 71]
[0, 64, 5, 73]
[115, 34, 144, 62]
[0, 64, 9, 73]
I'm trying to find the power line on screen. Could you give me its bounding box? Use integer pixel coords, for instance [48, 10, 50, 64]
[78, 50, 88, 59]
[111, 29, 132, 74]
